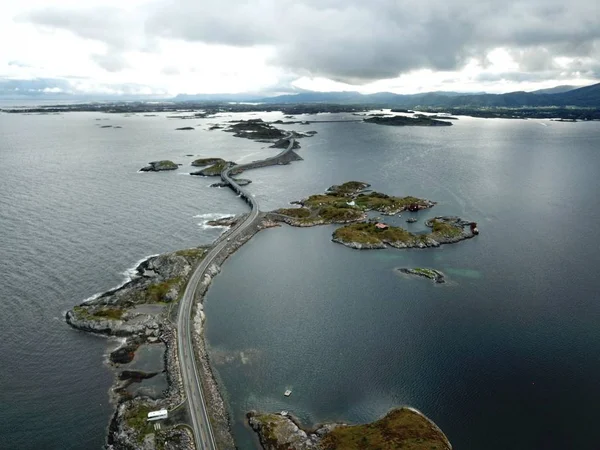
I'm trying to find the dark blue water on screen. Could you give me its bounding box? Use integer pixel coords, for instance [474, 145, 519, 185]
[0, 110, 279, 449]
[2, 110, 599, 449]
[204, 117, 600, 449]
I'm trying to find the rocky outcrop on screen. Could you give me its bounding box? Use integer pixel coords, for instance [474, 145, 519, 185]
[66, 250, 206, 336]
[140, 160, 179, 172]
[210, 178, 251, 188]
[175, 127, 195, 130]
[206, 216, 241, 227]
[247, 412, 330, 450]
[398, 268, 446, 283]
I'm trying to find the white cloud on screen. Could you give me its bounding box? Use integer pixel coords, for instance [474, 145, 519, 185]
[0, 0, 598, 96]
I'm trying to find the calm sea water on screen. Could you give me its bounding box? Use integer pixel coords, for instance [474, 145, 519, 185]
[1, 109, 599, 449]
[204, 117, 600, 450]
[0, 109, 274, 449]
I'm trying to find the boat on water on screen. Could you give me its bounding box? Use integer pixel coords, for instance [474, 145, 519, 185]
[406, 217, 418, 223]
[284, 389, 292, 397]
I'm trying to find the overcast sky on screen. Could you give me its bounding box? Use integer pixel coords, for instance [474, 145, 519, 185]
[1, 0, 599, 96]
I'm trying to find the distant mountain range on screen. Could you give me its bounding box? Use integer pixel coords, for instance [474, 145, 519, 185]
[171, 83, 600, 108]
[247, 83, 599, 108]
[2, 78, 599, 108]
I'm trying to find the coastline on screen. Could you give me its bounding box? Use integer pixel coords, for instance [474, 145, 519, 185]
[63, 128, 459, 449]
[65, 215, 279, 449]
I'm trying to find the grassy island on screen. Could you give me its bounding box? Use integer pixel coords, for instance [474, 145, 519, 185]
[273, 181, 434, 226]
[191, 157, 225, 167]
[333, 216, 476, 249]
[140, 160, 179, 172]
[322, 408, 451, 450]
[248, 407, 451, 450]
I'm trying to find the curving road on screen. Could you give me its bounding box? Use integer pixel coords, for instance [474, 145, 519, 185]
[177, 134, 296, 450]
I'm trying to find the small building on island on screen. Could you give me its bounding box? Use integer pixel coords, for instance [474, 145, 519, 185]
[375, 223, 389, 230]
[147, 410, 168, 422]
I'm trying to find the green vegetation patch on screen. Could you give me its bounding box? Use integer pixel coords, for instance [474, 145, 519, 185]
[146, 277, 182, 303]
[321, 408, 451, 450]
[276, 207, 311, 218]
[174, 248, 206, 259]
[125, 403, 154, 442]
[334, 223, 422, 245]
[355, 192, 429, 213]
[302, 194, 348, 208]
[199, 160, 230, 176]
[412, 268, 439, 278]
[430, 220, 463, 238]
[333, 223, 384, 245]
[317, 206, 365, 222]
[191, 157, 225, 167]
[73, 305, 124, 321]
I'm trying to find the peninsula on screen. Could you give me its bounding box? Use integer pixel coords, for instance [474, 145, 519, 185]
[247, 407, 452, 450]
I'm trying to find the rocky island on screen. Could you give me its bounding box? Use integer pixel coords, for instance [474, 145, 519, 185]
[364, 115, 452, 126]
[191, 157, 226, 167]
[139, 160, 179, 172]
[270, 181, 435, 227]
[333, 216, 478, 249]
[247, 407, 452, 450]
[398, 267, 446, 283]
[269, 182, 477, 250]
[225, 118, 289, 141]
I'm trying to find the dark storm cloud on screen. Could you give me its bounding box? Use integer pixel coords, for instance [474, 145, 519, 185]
[22, 0, 600, 82]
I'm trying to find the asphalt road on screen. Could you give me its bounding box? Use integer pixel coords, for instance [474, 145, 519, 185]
[176, 134, 295, 449]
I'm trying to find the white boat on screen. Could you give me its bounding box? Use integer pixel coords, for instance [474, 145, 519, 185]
[284, 389, 292, 397]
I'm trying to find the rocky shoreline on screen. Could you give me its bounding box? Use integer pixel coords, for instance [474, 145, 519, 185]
[67, 250, 205, 449]
[65, 213, 280, 449]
